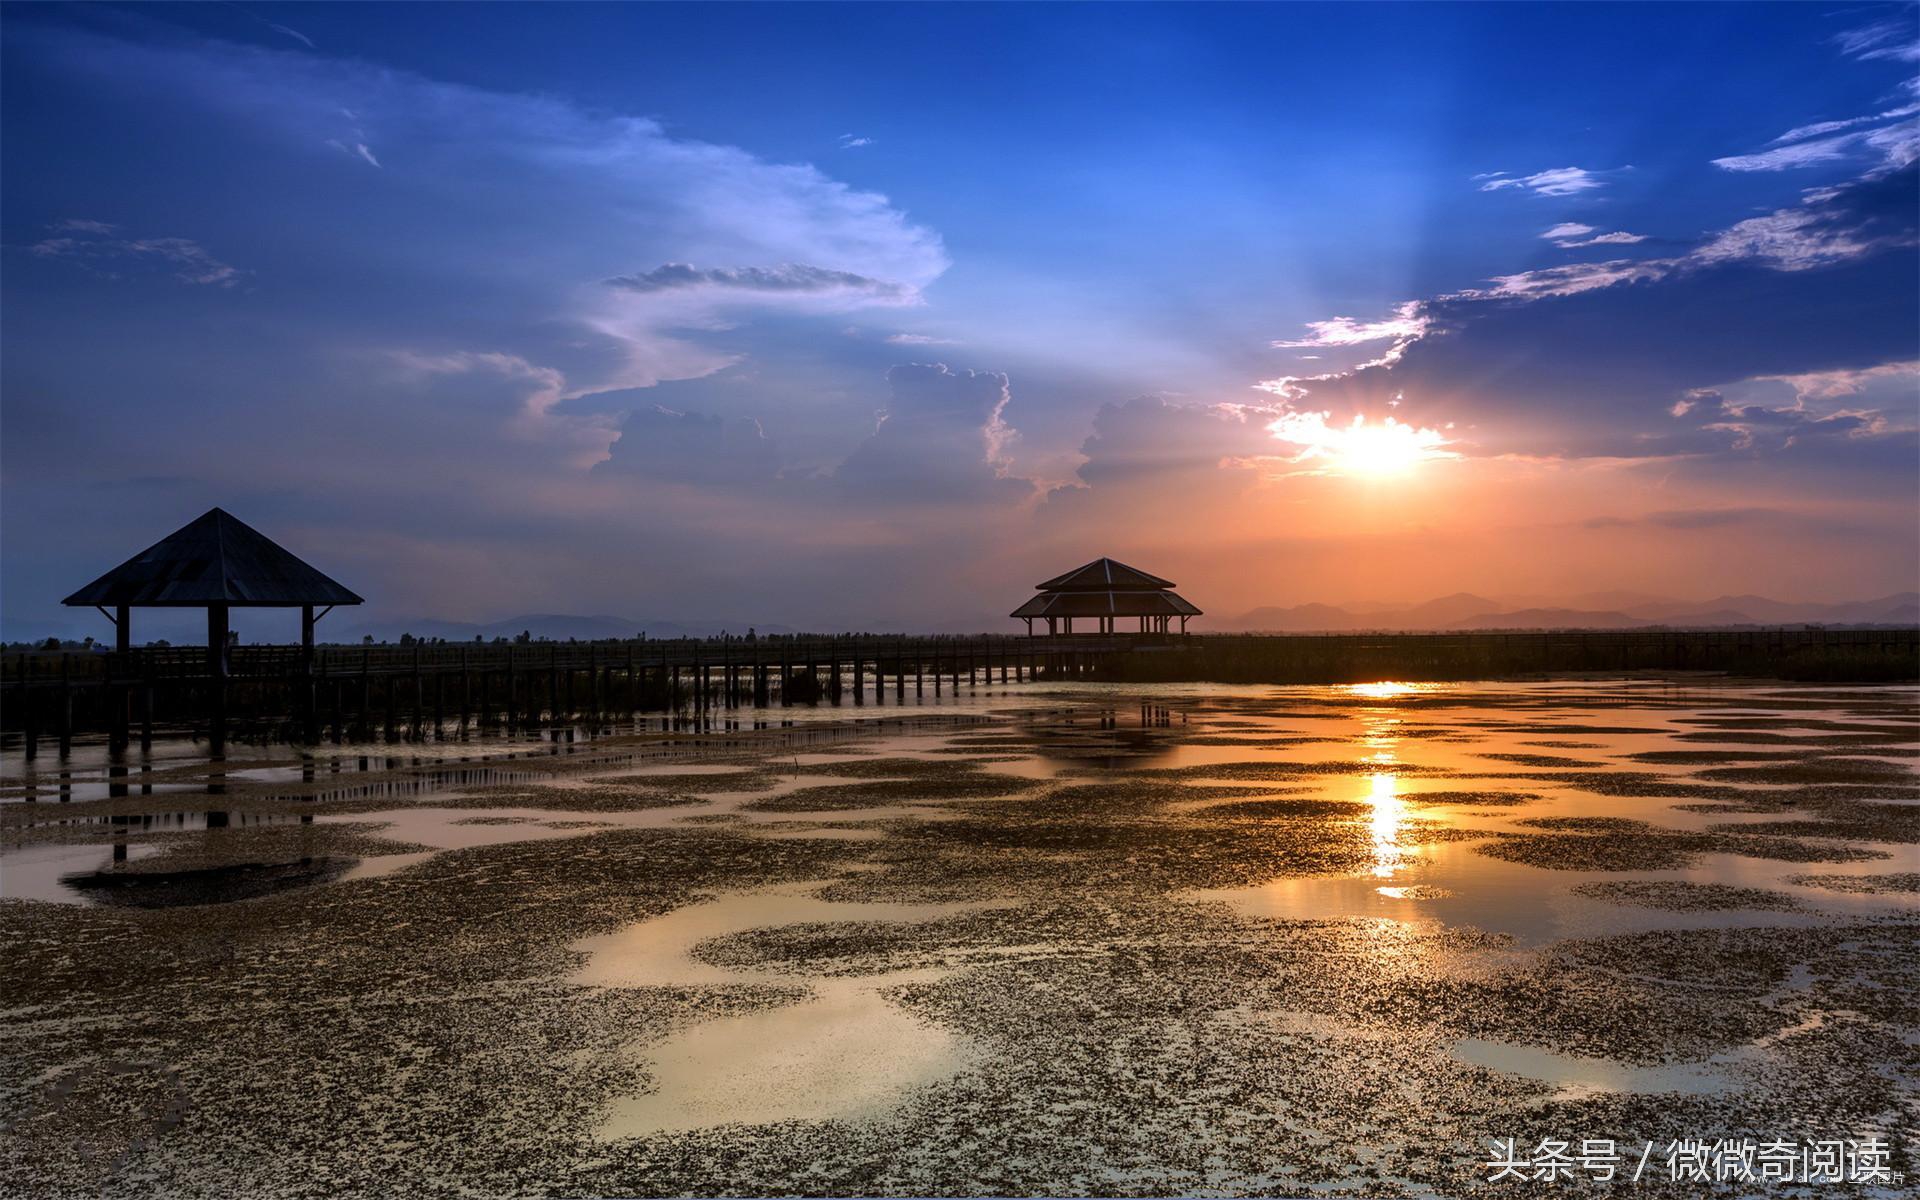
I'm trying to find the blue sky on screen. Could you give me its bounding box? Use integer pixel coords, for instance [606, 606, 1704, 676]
[3, 2, 1916, 637]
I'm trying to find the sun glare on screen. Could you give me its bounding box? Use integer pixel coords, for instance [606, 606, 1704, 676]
[1347, 681, 1422, 699]
[1266, 411, 1454, 477]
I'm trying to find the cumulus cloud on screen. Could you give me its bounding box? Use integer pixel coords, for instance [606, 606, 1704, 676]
[1477, 166, 1605, 196]
[28, 221, 244, 286]
[594, 405, 780, 483]
[834, 363, 1030, 503]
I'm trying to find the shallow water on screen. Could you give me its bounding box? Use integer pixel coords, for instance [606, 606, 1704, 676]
[572, 880, 1005, 1135]
[3, 678, 1916, 1195]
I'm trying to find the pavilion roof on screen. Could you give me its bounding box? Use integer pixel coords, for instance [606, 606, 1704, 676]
[1010, 590, 1201, 619]
[62, 508, 363, 608]
[1034, 557, 1176, 592]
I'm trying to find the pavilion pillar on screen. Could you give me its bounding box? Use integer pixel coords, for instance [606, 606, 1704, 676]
[301, 605, 318, 744]
[207, 603, 230, 756]
[107, 605, 132, 752]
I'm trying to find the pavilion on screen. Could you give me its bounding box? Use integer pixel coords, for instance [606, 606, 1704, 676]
[63, 508, 362, 750]
[1011, 558, 1200, 636]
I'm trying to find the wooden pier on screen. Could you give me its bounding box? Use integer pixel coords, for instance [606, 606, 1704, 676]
[0, 634, 1106, 757]
[2, 627, 1913, 759]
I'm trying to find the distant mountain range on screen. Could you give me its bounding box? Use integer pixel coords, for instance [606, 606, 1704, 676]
[1218, 592, 1920, 633]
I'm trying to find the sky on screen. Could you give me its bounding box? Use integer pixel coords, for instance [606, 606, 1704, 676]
[3, 1, 1917, 638]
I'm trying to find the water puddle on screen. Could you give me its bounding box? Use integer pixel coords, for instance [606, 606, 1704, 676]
[1448, 1037, 1731, 1101]
[571, 880, 1002, 1137]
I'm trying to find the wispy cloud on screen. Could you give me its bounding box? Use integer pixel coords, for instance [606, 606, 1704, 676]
[605, 262, 914, 300]
[837, 133, 874, 149]
[1541, 222, 1645, 248]
[28, 221, 244, 286]
[1477, 166, 1605, 196]
[886, 332, 960, 345]
[1714, 120, 1918, 173]
[327, 138, 381, 167]
[1834, 16, 1919, 63]
[1273, 301, 1427, 348]
[1772, 102, 1920, 145]
[268, 22, 315, 50]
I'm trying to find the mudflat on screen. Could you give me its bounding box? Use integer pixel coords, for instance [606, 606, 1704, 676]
[3, 680, 1916, 1196]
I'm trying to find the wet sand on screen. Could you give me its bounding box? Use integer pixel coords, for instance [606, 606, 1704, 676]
[2, 679, 1916, 1196]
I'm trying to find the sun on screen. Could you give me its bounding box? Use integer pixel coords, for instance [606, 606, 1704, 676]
[1265, 410, 1455, 477]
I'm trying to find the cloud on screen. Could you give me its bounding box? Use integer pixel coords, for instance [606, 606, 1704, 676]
[834, 363, 1031, 503]
[1712, 122, 1917, 173]
[267, 23, 315, 50]
[1269, 163, 1919, 463]
[838, 134, 874, 149]
[17, 21, 949, 409]
[1542, 223, 1647, 249]
[1477, 166, 1605, 196]
[28, 222, 244, 286]
[1440, 158, 1917, 305]
[1273, 301, 1427, 348]
[1067, 396, 1276, 487]
[1771, 103, 1920, 146]
[604, 262, 912, 300]
[1751, 359, 1919, 401]
[885, 332, 960, 345]
[1834, 16, 1919, 63]
[594, 405, 780, 483]
[385, 350, 565, 420]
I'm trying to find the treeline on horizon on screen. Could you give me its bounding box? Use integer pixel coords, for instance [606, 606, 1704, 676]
[8, 622, 1920, 654]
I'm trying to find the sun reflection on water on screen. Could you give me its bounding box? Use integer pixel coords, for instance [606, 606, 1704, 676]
[1366, 771, 1407, 878]
[1347, 681, 1424, 700]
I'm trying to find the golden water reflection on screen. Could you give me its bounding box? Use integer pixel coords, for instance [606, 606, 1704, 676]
[1366, 771, 1407, 879]
[1347, 681, 1423, 700]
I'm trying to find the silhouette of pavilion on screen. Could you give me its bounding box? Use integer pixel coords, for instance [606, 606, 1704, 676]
[1011, 558, 1200, 635]
[63, 508, 361, 751]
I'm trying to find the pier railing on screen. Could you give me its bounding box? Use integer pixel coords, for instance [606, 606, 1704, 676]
[0, 634, 1109, 757]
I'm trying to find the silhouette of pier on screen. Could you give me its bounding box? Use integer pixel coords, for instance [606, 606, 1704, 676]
[0, 633, 1101, 757]
[4, 627, 1913, 759]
